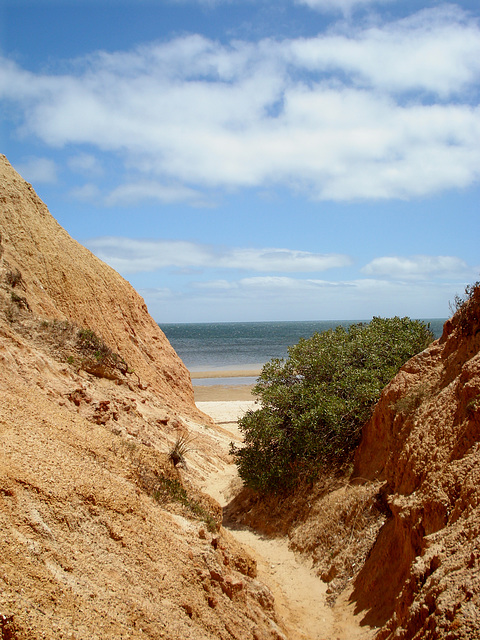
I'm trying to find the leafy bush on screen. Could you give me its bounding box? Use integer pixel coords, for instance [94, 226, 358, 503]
[232, 317, 433, 493]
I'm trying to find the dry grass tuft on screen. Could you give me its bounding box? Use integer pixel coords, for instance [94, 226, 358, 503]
[169, 426, 198, 467]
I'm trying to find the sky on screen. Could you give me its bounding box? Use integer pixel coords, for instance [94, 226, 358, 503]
[0, 0, 479, 323]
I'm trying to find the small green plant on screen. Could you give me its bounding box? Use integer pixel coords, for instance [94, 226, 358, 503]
[153, 477, 218, 532]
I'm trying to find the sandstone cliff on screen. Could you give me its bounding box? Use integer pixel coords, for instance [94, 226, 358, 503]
[351, 284, 480, 639]
[0, 156, 284, 640]
[0, 154, 196, 417]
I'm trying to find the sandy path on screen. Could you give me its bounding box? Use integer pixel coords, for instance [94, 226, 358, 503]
[197, 400, 374, 640]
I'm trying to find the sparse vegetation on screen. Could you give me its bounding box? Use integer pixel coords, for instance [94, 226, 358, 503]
[449, 280, 480, 314]
[152, 477, 218, 532]
[232, 317, 434, 493]
[35, 319, 132, 379]
[10, 291, 29, 310]
[391, 384, 429, 415]
[451, 281, 480, 337]
[466, 394, 480, 416]
[169, 427, 198, 467]
[76, 327, 129, 375]
[135, 452, 219, 533]
[5, 268, 23, 289]
[2, 266, 29, 318]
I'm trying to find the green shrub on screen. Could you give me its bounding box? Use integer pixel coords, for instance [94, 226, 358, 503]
[232, 317, 433, 494]
[77, 327, 129, 375]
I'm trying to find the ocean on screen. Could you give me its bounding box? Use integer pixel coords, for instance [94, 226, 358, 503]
[160, 318, 446, 386]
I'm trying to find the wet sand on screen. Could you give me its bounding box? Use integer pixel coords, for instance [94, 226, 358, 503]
[194, 384, 255, 402]
[192, 367, 260, 402]
[191, 368, 262, 379]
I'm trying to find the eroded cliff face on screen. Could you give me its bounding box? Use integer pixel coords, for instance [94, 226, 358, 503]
[352, 287, 480, 638]
[0, 154, 195, 416]
[0, 157, 284, 640]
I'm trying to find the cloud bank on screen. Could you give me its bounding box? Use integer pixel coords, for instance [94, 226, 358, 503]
[87, 237, 352, 273]
[362, 255, 471, 280]
[1, 5, 480, 202]
[296, 0, 393, 15]
[85, 235, 476, 321]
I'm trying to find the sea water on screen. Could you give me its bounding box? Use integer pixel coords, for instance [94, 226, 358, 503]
[160, 319, 446, 385]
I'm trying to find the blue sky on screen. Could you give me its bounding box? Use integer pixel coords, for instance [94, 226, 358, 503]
[1, 0, 479, 323]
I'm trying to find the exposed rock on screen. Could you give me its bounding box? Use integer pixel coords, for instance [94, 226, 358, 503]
[0, 154, 199, 418]
[0, 156, 285, 640]
[352, 285, 480, 638]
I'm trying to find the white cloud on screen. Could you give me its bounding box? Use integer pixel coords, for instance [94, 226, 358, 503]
[143, 276, 458, 323]
[296, 0, 392, 15]
[2, 7, 480, 201]
[104, 181, 209, 206]
[221, 249, 351, 271]
[362, 255, 474, 280]
[69, 183, 102, 201]
[87, 236, 351, 274]
[288, 6, 480, 96]
[14, 157, 57, 184]
[68, 152, 103, 177]
[88, 238, 212, 272]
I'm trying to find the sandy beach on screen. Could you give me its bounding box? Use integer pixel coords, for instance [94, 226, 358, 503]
[194, 383, 255, 401]
[191, 368, 262, 379]
[192, 367, 261, 402]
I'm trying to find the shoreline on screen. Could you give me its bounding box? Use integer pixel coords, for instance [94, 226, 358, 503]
[190, 367, 261, 402]
[194, 383, 256, 402]
[190, 367, 262, 379]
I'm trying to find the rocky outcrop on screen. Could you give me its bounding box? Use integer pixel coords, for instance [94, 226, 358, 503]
[0, 154, 196, 416]
[352, 286, 480, 638]
[0, 156, 284, 640]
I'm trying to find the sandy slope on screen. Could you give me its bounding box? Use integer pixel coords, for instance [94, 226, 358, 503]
[197, 398, 375, 640]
